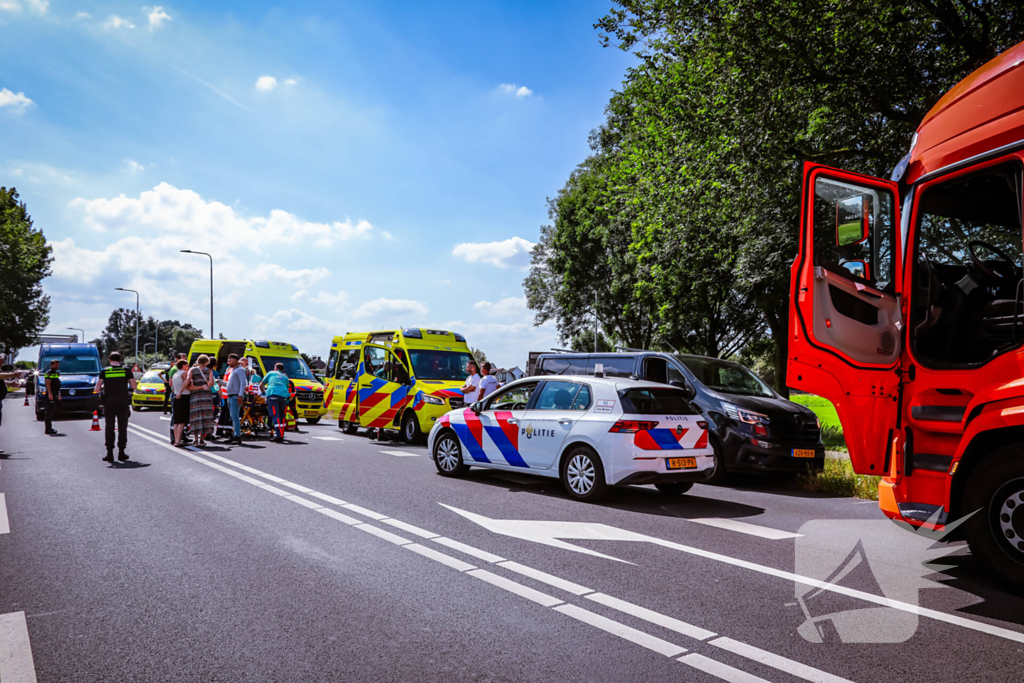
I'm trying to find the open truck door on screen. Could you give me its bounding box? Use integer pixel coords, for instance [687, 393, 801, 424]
[788, 162, 903, 477]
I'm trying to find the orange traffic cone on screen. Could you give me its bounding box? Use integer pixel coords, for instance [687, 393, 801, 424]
[24, 393, 29, 406]
[89, 411, 101, 431]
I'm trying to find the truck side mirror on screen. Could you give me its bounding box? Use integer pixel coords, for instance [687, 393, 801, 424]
[835, 195, 871, 247]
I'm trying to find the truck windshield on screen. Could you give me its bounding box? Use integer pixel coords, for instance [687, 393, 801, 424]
[40, 356, 100, 375]
[260, 356, 314, 381]
[676, 356, 774, 397]
[409, 350, 473, 381]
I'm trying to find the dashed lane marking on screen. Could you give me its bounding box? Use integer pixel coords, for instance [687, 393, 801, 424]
[0, 611, 37, 683]
[431, 536, 506, 563]
[0, 494, 9, 535]
[312, 436, 343, 441]
[688, 518, 802, 540]
[379, 450, 421, 457]
[124, 423, 855, 681]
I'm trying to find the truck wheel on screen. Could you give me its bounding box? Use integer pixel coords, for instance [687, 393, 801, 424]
[963, 445, 1024, 588]
[655, 482, 694, 496]
[560, 446, 609, 502]
[401, 412, 421, 444]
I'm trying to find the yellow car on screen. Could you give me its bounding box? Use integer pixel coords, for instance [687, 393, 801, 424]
[324, 328, 477, 442]
[187, 339, 328, 423]
[131, 370, 168, 411]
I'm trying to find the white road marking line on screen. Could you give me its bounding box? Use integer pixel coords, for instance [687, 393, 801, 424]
[342, 503, 388, 520]
[159, 416, 170, 421]
[431, 536, 506, 563]
[354, 523, 413, 546]
[585, 593, 716, 641]
[554, 604, 686, 658]
[497, 561, 593, 596]
[312, 436, 343, 441]
[280, 481, 314, 494]
[201, 453, 287, 483]
[467, 569, 563, 607]
[688, 518, 802, 540]
[0, 494, 9, 535]
[316, 508, 362, 525]
[709, 637, 853, 683]
[404, 543, 477, 572]
[283, 495, 323, 510]
[378, 450, 420, 457]
[258, 484, 291, 497]
[306, 490, 348, 506]
[0, 611, 37, 683]
[679, 653, 771, 683]
[380, 518, 439, 539]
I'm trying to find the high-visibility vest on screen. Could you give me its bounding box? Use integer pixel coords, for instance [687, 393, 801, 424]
[285, 406, 297, 431]
[221, 368, 230, 399]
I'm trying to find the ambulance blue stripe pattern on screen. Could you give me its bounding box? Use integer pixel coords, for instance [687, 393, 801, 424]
[452, 423, 490, 463]
[390, 385, 409, 407]
[483, 426, 529, 468]
[359, 378, 388, 402]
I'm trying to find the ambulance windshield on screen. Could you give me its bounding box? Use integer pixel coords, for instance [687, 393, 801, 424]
[409, 350, 474, 381]
[261, 356, 315, 381]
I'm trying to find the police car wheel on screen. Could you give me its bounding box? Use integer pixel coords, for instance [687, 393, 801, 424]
[561, 447, 608, 502]
[401, 412, 421, 444]
[964, 446, 1024, 588]
[655, 482, 693, 496]
[433, 432, 469, 477]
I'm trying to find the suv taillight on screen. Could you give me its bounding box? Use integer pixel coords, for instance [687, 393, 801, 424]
[609, 420, 658, 433]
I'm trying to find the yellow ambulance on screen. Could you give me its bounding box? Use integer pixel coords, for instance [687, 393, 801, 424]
[324, 328, 476, 442]
[186, 339, 328, 423]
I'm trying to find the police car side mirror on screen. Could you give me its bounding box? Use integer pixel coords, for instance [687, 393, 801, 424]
[471, 402, 482, 415]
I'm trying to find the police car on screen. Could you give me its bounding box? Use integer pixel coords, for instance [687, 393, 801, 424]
[427, 374, 714, 501]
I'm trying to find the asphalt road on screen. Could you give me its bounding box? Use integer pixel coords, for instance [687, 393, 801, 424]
[2, 392, 1022, 682]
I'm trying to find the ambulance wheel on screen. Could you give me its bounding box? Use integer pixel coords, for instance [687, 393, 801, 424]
[305, 417, 321, 425]
[339, 420, 358, 435]
[401, 412, 421, 444]
[963, 446, 1024, 588]
[655, 482, 693, 496]
[561, 446, 608, 502]
[433, 430, 469, 477]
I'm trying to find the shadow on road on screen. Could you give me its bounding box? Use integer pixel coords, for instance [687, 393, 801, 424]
[933, 554, 1024, 626]
[466, 470, 767, 520]
[109, 460, 151, 469]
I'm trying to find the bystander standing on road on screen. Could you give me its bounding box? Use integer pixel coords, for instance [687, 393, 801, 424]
[224, 354, 248, 446]
[0, 364, 20, 431]
[42, 359, 61, 435]
[261, 362, 291, 443]
[478, 362, 499, 401]
[171, 359, 190, 447]
[164, 353, 187, 415]
[184, 355, 215, 447]
[460, 361, 481, 404]
[95, 352, 137, 463]
[209, 357, 223, 430]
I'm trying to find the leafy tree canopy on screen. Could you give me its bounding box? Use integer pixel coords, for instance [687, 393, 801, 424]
[0, 187, 52, 355]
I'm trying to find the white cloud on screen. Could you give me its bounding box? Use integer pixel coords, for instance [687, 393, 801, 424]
[251, 263, 329, 289]
[380, 230, 394, 241]
[307, 290, 351, 310]
[74, 11, 91, 19]
[472, 297, 531, 322]
[0, 88, 34, 113]
[498, 83, 533, 98]
[426, 319, 557, 370]
[290, 289, 308, 301]
[284, 78, 298, 86]
[0, 1, 21, 13]
[0, 0, 46, 13]
[122, 159, 145, 173]
[452, 236, 535, 269]
[255, 309, 337, 334]
[145, 5, 170, 28]
[255, 75, 277, 92]
[70, 182, 374, 248]
[25, 0, 46, 12]
[103, 14, 136, 30]
[351, 298, 428, 320]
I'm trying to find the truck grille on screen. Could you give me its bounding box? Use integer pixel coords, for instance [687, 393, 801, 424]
[448, 397, 465, 409]
[296, 391, 321, 403]
[772, 416, 821, 447]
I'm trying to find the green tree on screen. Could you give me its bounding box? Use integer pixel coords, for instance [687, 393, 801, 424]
[98, 308, 203, 362]
[470, 347, 488, 365]
[0, 188, 53, 356]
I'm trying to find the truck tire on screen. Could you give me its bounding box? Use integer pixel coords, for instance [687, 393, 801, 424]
[963, 445, 1024, 588]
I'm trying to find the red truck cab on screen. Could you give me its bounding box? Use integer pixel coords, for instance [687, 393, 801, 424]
[788, 40, 1024, 587]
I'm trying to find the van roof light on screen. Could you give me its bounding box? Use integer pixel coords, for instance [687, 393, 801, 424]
[254, 340, 270, 348]
[402, 328, 423, 339]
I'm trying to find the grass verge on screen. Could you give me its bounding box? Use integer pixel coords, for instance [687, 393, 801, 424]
[799, 457, 881, 500]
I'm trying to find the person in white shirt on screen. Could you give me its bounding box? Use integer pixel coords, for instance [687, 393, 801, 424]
[460, 361, 481, 404]
[478, 362, 499, 401]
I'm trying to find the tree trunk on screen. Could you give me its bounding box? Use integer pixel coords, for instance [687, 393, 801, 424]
[764, 309, 789, 398]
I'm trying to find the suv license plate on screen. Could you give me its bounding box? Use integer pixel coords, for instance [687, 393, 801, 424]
[792, 449, 816, 458]
[666, 457, 697, 470]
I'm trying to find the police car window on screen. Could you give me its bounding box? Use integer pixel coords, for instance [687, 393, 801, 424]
[533, 382, 581, 411]
[571, 384, 592, 410]
[619, 388, 697, 415]
[40, 355, 100, 374]
[538, 357, 587, 376]
[487, 382, 537, 411]
[335, 350, 359, 380]
[587, 356, 635, 378]
[140, 372, 163, 383]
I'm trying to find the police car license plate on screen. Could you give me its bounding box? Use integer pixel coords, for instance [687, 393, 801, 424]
[666, 457, 697, 470]
[792, 449, 816, 458]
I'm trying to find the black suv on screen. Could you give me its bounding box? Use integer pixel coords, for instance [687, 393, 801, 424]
[533, 351, 823, 482]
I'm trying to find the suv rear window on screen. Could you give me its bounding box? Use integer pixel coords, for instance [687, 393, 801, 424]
[619, 388, 697, 415]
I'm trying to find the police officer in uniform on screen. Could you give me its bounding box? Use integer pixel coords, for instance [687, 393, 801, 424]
[95, 352, 137, 462]
[43, 359, 62, 435]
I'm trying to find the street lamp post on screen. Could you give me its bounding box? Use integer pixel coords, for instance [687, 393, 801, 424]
[143, 343, 154, 368]
[115, 288, 140, 367]
[181, 250, 214, 339]
[67, 327, 85, 343]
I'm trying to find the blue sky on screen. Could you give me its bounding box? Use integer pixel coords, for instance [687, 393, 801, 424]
[1, 1, 633, 368]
